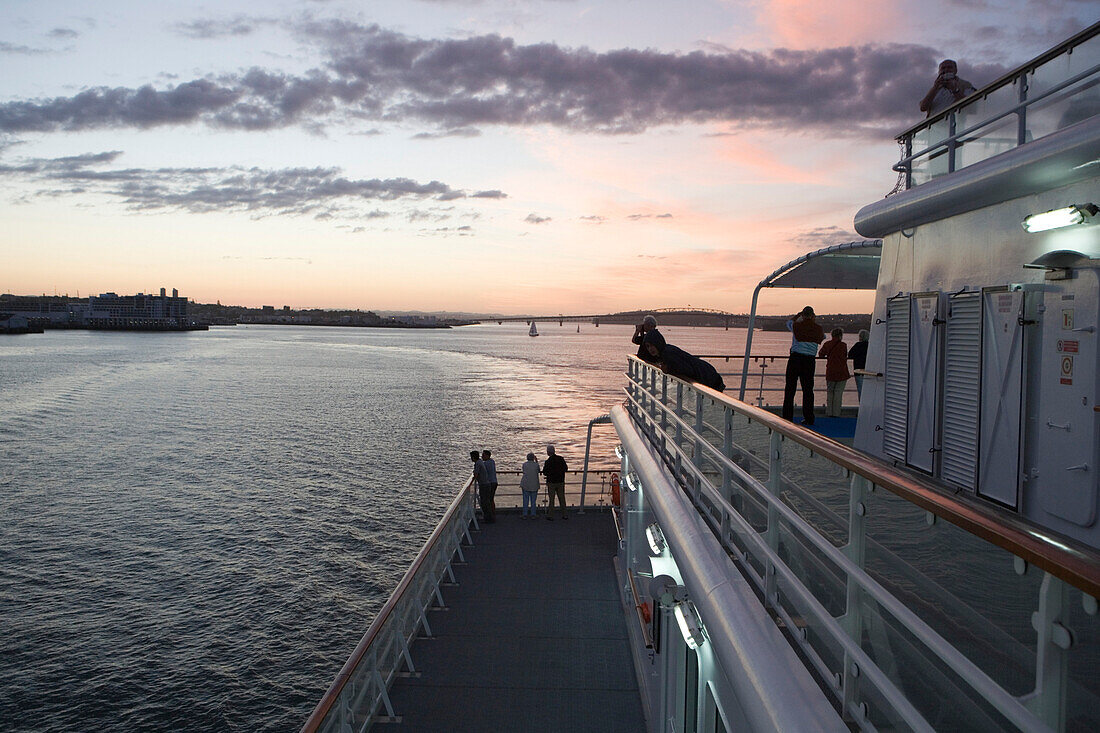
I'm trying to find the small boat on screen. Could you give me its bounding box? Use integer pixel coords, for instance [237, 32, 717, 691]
[528, 322, 538, 337]
[576, 324, 580, 333]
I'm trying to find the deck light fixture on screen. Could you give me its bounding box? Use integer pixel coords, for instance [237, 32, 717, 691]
[645, 523, 667, 555]
[674, 600, 707, 650]
[624, 472, 641, 493]
[1022, 203, 1097, 233]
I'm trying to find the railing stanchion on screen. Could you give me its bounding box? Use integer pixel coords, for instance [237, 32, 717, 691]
[693, 390, 704, 503]
[1029, 572, 1071, 730]
[842, 473, 870, 717]
[765, 429, 783, 607]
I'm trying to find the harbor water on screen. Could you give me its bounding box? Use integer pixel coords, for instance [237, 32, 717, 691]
[0, 322, 787, 731]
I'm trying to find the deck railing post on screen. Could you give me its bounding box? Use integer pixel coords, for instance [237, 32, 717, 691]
[1028, 572, 1071, 730]
[674, 382, 685, 481]
[842, 473, 870, 717]
[765, 430, 783, 606]
[1017, 71, 1029, 146]
[692, 389, 704, 503]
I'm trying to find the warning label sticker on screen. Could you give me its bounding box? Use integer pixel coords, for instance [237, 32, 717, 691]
[1061, 355, 1074, 385]
[1057, 339, 1079, 353]
[1063, 309, 1074, 330]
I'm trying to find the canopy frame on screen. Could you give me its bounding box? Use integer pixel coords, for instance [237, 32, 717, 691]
[739, 240, 883, 400]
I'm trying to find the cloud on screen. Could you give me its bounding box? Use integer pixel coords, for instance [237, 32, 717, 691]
[0, 21, 1009, 137]
[580, 215, 606, 223]
[471, 189, 506, 199]
[410, 126, 481, 139]
[524, 213, 551, 224]
[0, 150, 499, 224]
[174, 16, 276, 39]
[48, 28, 80, 40]
[627, 212, 673, 220]
[0, 41, 51, 56]
[791, 225, 861, 247]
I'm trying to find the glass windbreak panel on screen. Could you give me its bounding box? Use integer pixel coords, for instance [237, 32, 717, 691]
[777, 514, 847, 617]
[776, 440, 850, 548]
[1066, 587, 1100, 733]
[862, 485, 1039, 697]
[954, 80, 1022, 168]
[853, 586, 1018, 732]
[909, 117, 952, 186]
[1025, 74, 1100, 140]
[775, 581, 844, 690]
[1025, 34, 1100, 138]
[956, 113, 1019, 168]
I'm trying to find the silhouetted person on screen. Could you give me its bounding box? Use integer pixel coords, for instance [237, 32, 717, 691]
[480, 450, 497, 522]
[632, 314, 664, 364]
[543, 445, 568, 520]
[920, 59, 977, 117]
[520, 452, 540, 519]
[849, 329, 870, 398]
[782, 306, 824, 425]
[819, 328, 851, 417]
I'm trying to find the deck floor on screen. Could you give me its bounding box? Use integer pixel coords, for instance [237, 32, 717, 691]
[375, 508, 646, 732]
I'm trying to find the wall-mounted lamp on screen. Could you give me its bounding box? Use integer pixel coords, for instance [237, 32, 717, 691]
[674, 600, 707, 649]
[624, 473, 641, 492]
[1022, 203, 1097, 233]
[645, 523, 667, 555]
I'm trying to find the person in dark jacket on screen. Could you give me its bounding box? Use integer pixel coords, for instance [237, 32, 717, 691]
[632, 315, 664, 365]
[848, 329, 870, 398]
[644, 339, 725, 392]
[543, 445, 569, 520]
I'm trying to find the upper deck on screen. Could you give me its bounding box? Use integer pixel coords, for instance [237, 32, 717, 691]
[895, 22, 1099, 191]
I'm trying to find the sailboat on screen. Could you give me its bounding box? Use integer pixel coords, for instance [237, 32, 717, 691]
[528, 322, 538, 337]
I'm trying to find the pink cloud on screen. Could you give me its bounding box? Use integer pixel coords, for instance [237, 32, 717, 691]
[755, 0, 902, 49]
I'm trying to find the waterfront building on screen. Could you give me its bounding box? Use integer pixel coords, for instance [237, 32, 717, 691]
[82, 289, 190, 329]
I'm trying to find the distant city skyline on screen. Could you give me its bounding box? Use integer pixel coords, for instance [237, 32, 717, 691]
[3, 1, 1093, 316]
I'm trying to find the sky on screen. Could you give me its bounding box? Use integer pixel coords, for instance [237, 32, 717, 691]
[2, 1, 1096, 315]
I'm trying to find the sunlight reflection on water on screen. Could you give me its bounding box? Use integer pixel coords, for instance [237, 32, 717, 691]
[0, 322, 788, 730]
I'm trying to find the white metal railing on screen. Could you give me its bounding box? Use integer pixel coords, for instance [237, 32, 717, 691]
[896, 23, 1099, 189]
[302, 478, 479, 732]
[623, 357, 1100, 732]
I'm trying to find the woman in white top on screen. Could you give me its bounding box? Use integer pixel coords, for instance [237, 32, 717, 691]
[520, 453, 541, 519]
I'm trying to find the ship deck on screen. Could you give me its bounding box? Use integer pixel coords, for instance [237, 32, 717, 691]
[374, 508, 646, 733]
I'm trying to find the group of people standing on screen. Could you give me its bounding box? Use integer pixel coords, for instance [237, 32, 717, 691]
[471, 445, 570, 522]
[781, 306, 869, 425]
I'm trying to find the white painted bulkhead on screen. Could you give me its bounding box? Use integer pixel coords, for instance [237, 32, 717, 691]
[853, 177, 1100, 546]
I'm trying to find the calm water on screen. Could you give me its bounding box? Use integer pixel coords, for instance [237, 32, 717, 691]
[0, 323, 782, 731]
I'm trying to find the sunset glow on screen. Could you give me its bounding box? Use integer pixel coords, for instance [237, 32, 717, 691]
[2, 1, 1092, 314]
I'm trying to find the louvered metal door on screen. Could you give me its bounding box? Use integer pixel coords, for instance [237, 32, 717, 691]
[883, 295, 909, 462]
[941, 292, 981, 490]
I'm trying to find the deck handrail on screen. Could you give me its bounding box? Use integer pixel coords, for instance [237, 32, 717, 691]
[301, 476, 476, 732]
[627, 356, 1100, 598]
[893, 21, 1099, 189]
